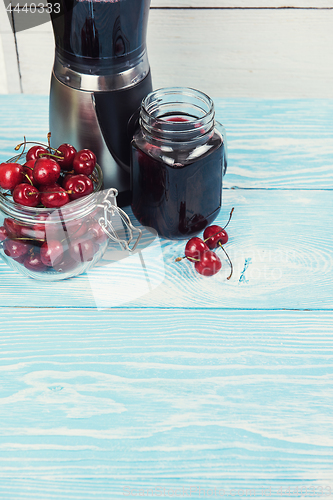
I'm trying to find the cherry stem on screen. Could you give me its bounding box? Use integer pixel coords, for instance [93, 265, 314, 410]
[218, 242, 233, 280]
[13, 237, 45, 242]
[40, 190, 73, 195]
[23, 173, 33, 186]
[6, 155, 19, 163]
[14, 140, 61, 155]
[10, 136, 27, 163]
[175, 256, 200, 262]
[16, 135, 27, 163]
[223, 207, 234, 230]
[39, 152, 64, 160]
[203, 207, 234, 242]
[47, 132, 51, 150]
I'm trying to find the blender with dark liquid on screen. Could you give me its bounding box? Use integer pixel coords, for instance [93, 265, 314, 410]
[49, 0, 152, 206]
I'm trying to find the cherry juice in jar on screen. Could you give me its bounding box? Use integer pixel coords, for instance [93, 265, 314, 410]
[131, 88, 227, 239]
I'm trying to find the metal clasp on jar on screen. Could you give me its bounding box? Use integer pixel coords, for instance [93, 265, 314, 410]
[97, 188, 142, 252]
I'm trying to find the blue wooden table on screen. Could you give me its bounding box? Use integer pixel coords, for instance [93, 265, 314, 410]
[0, 96, 332, 500]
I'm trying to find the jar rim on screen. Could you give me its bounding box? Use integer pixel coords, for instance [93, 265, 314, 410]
[140, 87, 216, 141]
[141, 87, 215, 119]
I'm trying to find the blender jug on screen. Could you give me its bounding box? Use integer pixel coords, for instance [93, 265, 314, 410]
[49, 0, 153, 207]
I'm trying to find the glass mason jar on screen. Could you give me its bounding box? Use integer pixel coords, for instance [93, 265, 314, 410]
[0, 163, 140, 281]
[131, 87, 227, 239]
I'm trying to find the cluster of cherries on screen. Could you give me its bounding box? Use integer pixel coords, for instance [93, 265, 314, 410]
[0, 137, 106, 274]
[0, 137, 97, 208]
[176, 208, 234, 278]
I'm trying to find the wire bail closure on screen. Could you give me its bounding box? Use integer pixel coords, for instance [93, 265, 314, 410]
[97, 188, 142, 252]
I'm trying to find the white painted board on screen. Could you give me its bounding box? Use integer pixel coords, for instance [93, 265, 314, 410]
[13, 9, 333, 97]
[15, 23, 54, 94]
[0, 37, 8, 94]
[147, 9, 333, 98]
[0, 0, 21, 93]
[152, 1, 333, 6]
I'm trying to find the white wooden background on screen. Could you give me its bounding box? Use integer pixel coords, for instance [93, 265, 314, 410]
[1, 0, 333, 97]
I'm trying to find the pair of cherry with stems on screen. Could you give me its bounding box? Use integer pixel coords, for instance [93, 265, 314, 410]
[176, 208, 234, 278]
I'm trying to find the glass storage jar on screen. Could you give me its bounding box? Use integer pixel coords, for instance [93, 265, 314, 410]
[0, 162, 139, 281]
[131, 87, 227, 239]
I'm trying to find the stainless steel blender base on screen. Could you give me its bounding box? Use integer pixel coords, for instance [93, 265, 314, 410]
[49, 73, 130, 196]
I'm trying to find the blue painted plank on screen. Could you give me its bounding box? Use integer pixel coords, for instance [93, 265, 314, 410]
[1, 189, 333, 309]
[215, 99, 333, 189]
[0, 309, 332, 499]
[1, 96, 333, 188]
[1, 96, 332, 500]
[0, 95, 49, 161]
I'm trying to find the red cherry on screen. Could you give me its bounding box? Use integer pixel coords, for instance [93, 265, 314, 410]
[72, 149, 96, 176]
[63, 174, 94, 200]
[33, 157, 61, 186]
[184, 237, 209, 262]
[3, 239, 31, 259]
[194, 250, 222, 277]
[203, 208, 234, 249]
[40, 239, 64, 267]
[56, 143, 77, 170]
[22, 159, 35, 180]
[12, 254, 26, 264]
[62, 176, 73, 191]
[3, 217, 45, 244]
[33, 214, 62, 242]
[39, 183, 61, 192]
[33, 214, 48, 232]
[0, 163, 23, 190]
[87, 220, 107, 245]
[203, 225, 228, 249]
[3, 218, 23, 238]
[40, 185, 70, 208]
[22, 160, 38, 186]
[0, 226, 8, 241]
[21, 166, 36, 186]
[24, 252, 47, 272]
[12, 184, 40, 207]
[64, 220, 88, 241]
[26, 145, 48, 161]
[24, 159, 35, 170]
[52, 250, 78, 273]
[61, 173, 74, 188]
[69, 237, 97, 262]
[21, 226, 46, 242]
